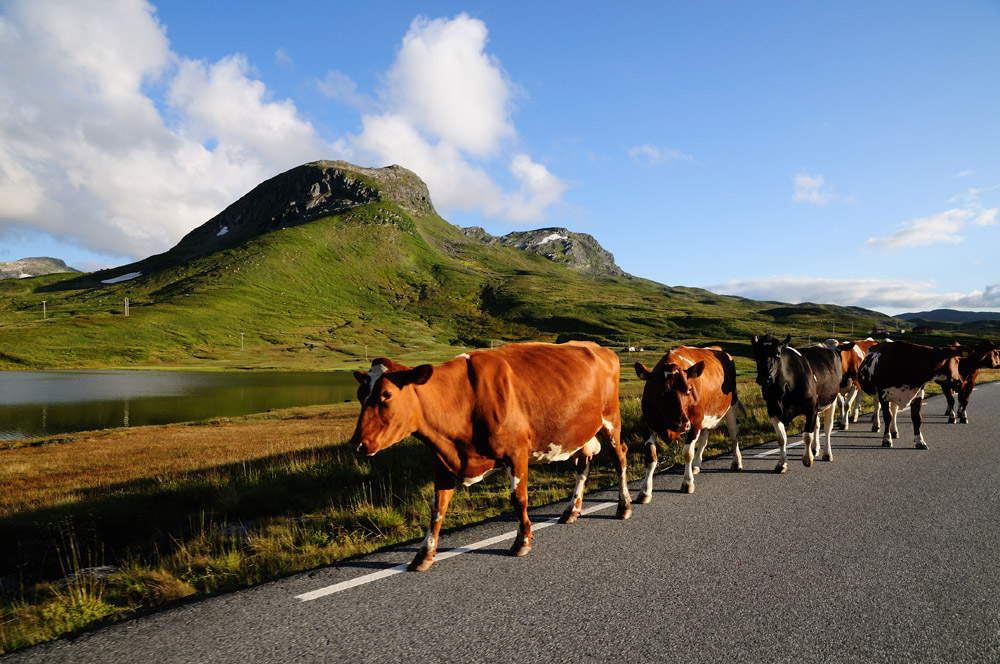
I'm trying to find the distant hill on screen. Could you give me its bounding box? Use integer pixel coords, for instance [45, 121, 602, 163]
[0, 161, 907, 369]
[0, 257, 79, 280]
[898, 309, 1000, 324]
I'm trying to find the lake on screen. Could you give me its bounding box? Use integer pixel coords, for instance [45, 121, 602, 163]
[0, 370, 360, 440]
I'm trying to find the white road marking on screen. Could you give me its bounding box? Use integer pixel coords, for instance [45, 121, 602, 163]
[295, 501, 619, 601]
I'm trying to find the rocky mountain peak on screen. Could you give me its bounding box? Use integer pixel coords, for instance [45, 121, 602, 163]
[461, 226, 627, 277]
[0, 257, 80, 280]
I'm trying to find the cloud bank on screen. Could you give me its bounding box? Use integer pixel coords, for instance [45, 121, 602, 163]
[0, 3, 566, 260]
[709, 276, 1000, 314]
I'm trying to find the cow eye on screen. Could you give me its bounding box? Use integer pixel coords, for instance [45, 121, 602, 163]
[380, 390, 392, 401]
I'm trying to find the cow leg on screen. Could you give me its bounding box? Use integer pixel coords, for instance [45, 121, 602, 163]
[600, 423, 632, 520]
[770, 417, 788, 474]
[410, 465, 456, 571]
[821, 404, 835, 462]
[943, 387, 956, 423]
[841, 385, 859, 430]
[508, 455, 532, 557]
[727, 405, 742, 471]
[802, 413, 816, 468]
[879, 397, 893, 447]
[560, 454, 591, 523]
[871, 400, 881, 432]
[637, 432, 657, 504]
[912, 392, 928, 449]
[958, 378, 974, 424]
[681, 429, 708, 494]
[889, 402, 899, 438]
[850, 386, 863, 423]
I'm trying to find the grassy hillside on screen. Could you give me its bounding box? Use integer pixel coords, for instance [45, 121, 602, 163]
[0, 162, 914, 370]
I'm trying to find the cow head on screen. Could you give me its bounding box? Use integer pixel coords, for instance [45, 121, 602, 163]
[934, 347, 966, 392]
[974, 340, 1000, 369]
[750, 333, 791, 389]
[635, 360, 705, 441]
[350, 360, 433, 456]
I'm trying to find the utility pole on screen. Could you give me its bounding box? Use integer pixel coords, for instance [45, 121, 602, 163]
[124, 297, 129, 317]
[42, 301, 47, 319]
[240, 333, 245, 351]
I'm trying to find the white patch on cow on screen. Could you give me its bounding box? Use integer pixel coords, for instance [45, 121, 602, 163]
[700, 414, 723, 430]
[602, 418, 615, 432]
[861, 352, 880, 380]
[853, 345, 866, 360]
[785, 346, 803, 357]
[456, 353, 471, 360]
[364, 363, 388, 405]
[675, 355, 694, 367]
[882, 385, 924, 408]
[216, 226, 229, 236]
[530, 444, 575, 463]
[462, 467, 501, 486]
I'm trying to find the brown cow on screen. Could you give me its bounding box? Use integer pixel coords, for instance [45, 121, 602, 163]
[939, 340, 1000, 424]
[823, 337, 881, 429]
[634, 346, 741, 497]
[858, 340, 963, 448]
[350, 341, 631, 571]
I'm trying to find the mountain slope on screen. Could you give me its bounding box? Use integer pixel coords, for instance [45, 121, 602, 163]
[0, 161, 905, 369]
[898, 309, 1000, 324]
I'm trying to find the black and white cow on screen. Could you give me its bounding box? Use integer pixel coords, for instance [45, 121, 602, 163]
[751, 334, 843, 473]
[858, 340, 963, 448]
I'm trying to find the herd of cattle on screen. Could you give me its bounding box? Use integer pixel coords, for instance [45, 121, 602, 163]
[349, 336, 1000, 571]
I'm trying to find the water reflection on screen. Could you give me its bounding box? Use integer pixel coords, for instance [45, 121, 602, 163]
[0, 370, 359, 440]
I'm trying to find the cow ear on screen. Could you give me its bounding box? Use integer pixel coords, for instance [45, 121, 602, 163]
[635, 362, 652, 380]
[686, 361, 705, 379]
[353, 370, 367, 384]
[387, 364, 433, 388]
[751, 335, 759, 347]
[837, 342, 856, 352]
[782, 333, 792, 346]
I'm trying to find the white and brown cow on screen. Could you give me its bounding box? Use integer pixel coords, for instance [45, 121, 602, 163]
[823, 337, 881, 429]
[858, 340, 963, 448]
[939, 340, 1000, 424]
[751, 334, 842, 472]
[634, 346, 741, 497]
[350, 341, 631, 571]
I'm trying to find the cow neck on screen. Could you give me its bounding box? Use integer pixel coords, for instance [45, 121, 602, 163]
[411, 357, 477, 471]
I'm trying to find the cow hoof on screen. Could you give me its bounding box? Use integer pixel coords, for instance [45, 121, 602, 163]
[616, 503, 632, 520]
[871, 425, 880, 433]
[774, 463, 787, 474]
[680, 481, 694, 494]
[510, 542, 532, 557]
[558, 510, 579, 524]
[730, 461, 743, 472]
[802, 456, 813, 468]
[408, 557, 434, 572]
[947, 416, 956, 424]
[882, 440, 893, 448]
[692, 466, 700, 475]
[822, 453, 833, 462]
[959, 417, 968, 424]
[637, 492, 652, 504]
[915, 441, 929, 450]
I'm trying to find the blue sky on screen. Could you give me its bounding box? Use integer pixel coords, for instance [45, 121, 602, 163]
[1, 1, 997, 315]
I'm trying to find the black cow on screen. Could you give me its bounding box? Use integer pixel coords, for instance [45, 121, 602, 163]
[751, 333, 843, 473]
[939, 340, 1000, 424]
[858, 340, 963, 449]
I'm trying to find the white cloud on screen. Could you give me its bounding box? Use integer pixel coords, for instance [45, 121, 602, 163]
[955, 169, 976, 178]
[628, 144, 693, 165]
[865, 204, 996, 251]
[793, 173, 836, 205]
[346, 13, 566, 223]
[0, 0, 339, 260]
[709, 276, 1000, 314]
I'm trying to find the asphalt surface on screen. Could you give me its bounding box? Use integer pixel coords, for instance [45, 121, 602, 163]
[6, 385, 1000, 663]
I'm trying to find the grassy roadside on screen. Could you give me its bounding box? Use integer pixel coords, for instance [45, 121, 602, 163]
[1, 368, 996, 653]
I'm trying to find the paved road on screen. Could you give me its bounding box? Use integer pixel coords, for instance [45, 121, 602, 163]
[6, 386, 1000, 663]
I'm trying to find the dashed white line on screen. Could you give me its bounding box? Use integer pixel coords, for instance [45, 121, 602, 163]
[295, 501, 619, 601]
